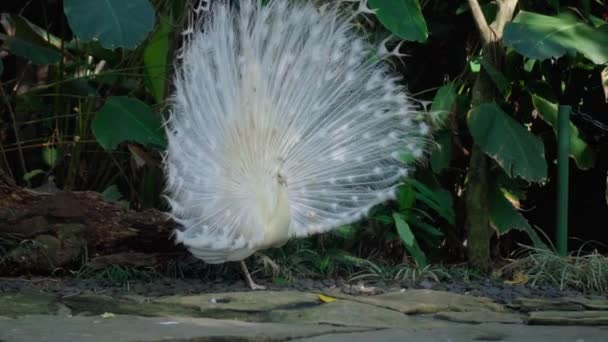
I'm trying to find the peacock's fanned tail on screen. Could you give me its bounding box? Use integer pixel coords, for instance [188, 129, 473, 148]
[164, 0, 430, 263]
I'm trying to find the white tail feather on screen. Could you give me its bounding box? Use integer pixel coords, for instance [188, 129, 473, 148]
[164, 0, 430, 263]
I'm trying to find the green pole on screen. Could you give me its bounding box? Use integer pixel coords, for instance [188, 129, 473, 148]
[556, 105, 571, 256]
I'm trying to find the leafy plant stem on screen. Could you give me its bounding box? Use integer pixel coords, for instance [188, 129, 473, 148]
[64, 98, 93, 189]
[0, 82, 28, 181]
[0, 141, 13, 179]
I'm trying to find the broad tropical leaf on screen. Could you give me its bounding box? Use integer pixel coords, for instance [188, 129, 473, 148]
[431, 82, 458, 122]
[479, 59, 511, 98]
[63, 0, 155, 49]
[489, 186, 547, 249]
[92, 96, 166, 151]
[468, 103, 547, 182]
[369, 0, 428, 42]
[531, 93, 595, 170]
[0, 15, 62, 64]
[504, 11, 608, 64]
[144, 16, 172, 104]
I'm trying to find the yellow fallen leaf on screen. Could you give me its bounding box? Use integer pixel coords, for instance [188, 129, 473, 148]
[504, 272, 528, 285]
[101, 312, 115, 318]
[319, 294, 337, 303]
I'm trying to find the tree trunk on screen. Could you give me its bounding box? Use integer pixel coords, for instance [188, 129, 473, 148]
[465, 0, 518, 271]
[465, 145, 491, 271]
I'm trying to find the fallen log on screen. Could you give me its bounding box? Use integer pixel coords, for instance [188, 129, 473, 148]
[0, 176, 185, 274]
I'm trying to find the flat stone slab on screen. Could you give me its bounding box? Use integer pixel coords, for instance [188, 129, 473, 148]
[0, 292, 61, 317]
[321, 289, 505, 314]
[0, 314, 370, 342]
[155, 290, 320, 312]
[62, 293, 206, 318]
[2, 288, 607, 341]
[509, 296, 608, 311]
[267, 297, 450, 329]
[434, 310, 524, 324]
[528, 310, 608, 325]
[299, 323, 608, 342]
[567, 297, 608, 310]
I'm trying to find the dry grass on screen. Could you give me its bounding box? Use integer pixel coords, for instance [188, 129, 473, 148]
[502, 245, 608, 293]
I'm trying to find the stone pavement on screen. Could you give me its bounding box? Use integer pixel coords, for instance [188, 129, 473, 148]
[1, 289, 607, 341]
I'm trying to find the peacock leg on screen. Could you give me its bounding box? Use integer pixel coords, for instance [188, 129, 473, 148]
[255, 253, 281, 276]
[240, 260, 266, 290]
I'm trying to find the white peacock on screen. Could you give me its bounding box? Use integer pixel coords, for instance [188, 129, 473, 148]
[163, 0, 430, 289]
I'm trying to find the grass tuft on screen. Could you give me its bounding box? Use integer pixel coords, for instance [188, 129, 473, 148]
[502, 245, 608, 293]
[75, 265, 160, 286]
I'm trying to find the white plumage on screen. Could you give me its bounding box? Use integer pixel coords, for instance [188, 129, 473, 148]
[164, 0, 429, 278]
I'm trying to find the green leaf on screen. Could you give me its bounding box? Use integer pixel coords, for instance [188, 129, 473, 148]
[503, 11, 608, 64]
[332, 225, 357, 240]
[102, 185, 123, 202]
[430, 130, 451, 174]
[479, 59, 512, 98]
[23, 169, 44, 182]
[65, 39, 121, 61]
[431, 82, 458, 122]
[409, 216, 443, 248]
[63, 0, 155, 49]
[369, 0, 428, 42]
[410, 218, 444, 238]
[372, 213, 393, 225]
[101, 184, 129, 208]
[530, 93, 595, 169]
[272, 277, 289, 286]
[467, 103, 547, 182]
[397, 183, 416, 213]
[1, 15, 62, 65]
[489, 186, 547, 249]
[409, 179, 455, 225]
[589, 14, 607, 28]
[469, 57, 481, 73]
[42, 148, 58, 167]
[393, 212, 427, 267]
[523, 58, 536, 73]
[319, 255, 332, 273]
[92, 96, 167, 151]
[144, 16, 172, 104]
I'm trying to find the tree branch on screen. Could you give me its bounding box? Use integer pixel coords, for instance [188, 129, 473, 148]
[467, 0, 491, 44]
[468, 0, 518, 44]
[490, 0, 519, 38]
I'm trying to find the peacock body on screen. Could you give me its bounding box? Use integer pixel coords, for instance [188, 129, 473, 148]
[164, 0, 429, 270]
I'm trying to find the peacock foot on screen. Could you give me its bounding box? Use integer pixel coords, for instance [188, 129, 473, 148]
[240, 260, 266, 290]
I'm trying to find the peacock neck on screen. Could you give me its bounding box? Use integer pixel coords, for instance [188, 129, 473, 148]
[256, 182, 291, 249]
